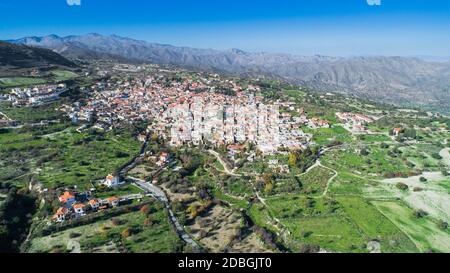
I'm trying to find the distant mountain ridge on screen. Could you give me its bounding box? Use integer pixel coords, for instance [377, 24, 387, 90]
[7, 34, 450, 113]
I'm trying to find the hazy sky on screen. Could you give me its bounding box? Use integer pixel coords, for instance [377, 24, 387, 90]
[1, 0, 449, 56]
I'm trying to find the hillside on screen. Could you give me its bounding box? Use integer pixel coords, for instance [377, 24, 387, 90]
[0, 41, 77, 70]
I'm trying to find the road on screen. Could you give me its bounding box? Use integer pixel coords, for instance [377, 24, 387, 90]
[130, 176, 199, 249]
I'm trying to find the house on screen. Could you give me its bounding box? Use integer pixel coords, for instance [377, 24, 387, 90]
[73, 204, 86, 216]
[137, 134, 147, 142]
[392, 128, 402, 136]
[353, 124, 367, 132]
[52, 207, 69, 222]
[156, 152, 169, 166]
[104, 174, 120, 187]
[105, 196, 119, 207]
[58, 191, 76, 205]
[88, 199, 100, 210]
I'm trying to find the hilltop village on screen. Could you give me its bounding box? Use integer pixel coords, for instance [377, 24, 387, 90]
[59, 72, 333, 155]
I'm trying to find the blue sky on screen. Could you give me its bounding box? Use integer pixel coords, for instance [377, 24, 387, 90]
[1, 0, 449, 56]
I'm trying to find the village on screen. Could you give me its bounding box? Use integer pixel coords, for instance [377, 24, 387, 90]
[1, 83, 67, 106]
[58, 71, 339, 155]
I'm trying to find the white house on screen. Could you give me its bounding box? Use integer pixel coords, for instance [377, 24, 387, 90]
[73, 204, 86, 216]
[105, 196, 119, 207]
[104, 174, 120, 187]
[52, 207, 69, 222]
[88, 199, 100, 210]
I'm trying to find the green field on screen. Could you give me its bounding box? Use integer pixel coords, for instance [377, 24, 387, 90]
[52, 70, 79, 82]
[337, 196, 418, 252]
[0, 77, 47, 88]
[373, 201, 450, 253]
[37, 128, 141, 189]
[0, 124, 141, 190]
[298, 165, 335, 195]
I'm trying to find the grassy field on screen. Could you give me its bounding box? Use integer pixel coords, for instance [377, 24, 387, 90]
[373, 201, 450, 253]
[0, 124, 141, 190]
[309, 126, 352, 146]
[298, 165, 335, 195]
[37, 128, 141, 190]
[0, 101, 64, 123]
[284, 214, 367, 253]
[336, 196, 418, 253]
[0, 77, 47, 88]
[52, 70, 79, 82]
[328, 172, 371, 195]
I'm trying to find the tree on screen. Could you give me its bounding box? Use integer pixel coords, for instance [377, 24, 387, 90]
[144, 216, 154, 227]
[121, 228, 131, 238]
[288, 152, 298, 167]
[264, 182, 273, 195]
[360, 148, 370, 156]
[414, 209, 428, 218]
[140, 205, 151, 215]
[437, 220, 448, 230]
[396, 182, 409, 191]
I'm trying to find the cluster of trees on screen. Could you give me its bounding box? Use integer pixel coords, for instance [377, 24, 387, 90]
[0, 182, 37, 253]
[288, 146, 321, 172]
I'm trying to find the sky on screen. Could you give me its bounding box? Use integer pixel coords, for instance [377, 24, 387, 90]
[0, 0, 449, 56]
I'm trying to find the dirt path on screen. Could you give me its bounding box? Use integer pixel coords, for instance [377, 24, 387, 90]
[208, 150, 241, 177]
[321, 162, 338, 196]
[0, 111, 11, 121]
[67, 239, 81, 253]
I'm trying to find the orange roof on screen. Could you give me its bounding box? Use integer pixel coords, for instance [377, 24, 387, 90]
[106, 174, 114, 180]
[88, 199, 99, 205]
[73, 204, 85, 209]
[55, 207, 68, 215]
[228, 144, 244, 150]
[59, 191, 75, 203]
[62, 191, 75, 198]
[106, 196, 119, 202]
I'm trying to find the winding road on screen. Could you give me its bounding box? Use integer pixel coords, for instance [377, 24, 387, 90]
[129, 176, 200, 249]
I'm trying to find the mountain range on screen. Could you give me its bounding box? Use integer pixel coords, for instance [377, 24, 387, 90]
[6, 33, 450, 113]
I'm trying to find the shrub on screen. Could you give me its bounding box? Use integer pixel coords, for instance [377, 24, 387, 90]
[419, 177, 427, 182]
[396, 182, 409, 191]
[69, 232, 81, 239]
[437, 220, 448, 230]
[143, 217, 153, 227]
[140, 205, 151, 215]
[121, 228, 131, 238]
[431, 153, 443, 160]
[299, 244, 320, 253]
[111, 218, 124, 226]
[413, 209, 428, 218]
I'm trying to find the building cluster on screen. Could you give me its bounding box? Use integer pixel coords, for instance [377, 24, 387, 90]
[336, 112, 374, 132]
[62, 71, 317, 154]
[52, 190, 120, 223]
[160, 91, 313, 154]
[4, 83, 67, 106]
